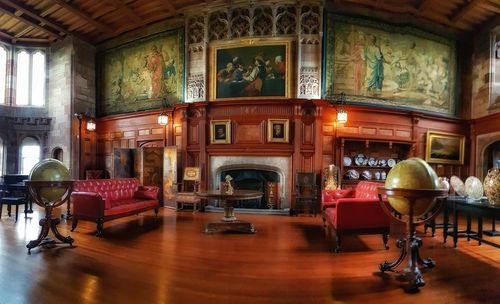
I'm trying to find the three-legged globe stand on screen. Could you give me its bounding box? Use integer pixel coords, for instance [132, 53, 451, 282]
[26, 181, 74, 254]
[377, 188, 448, 291]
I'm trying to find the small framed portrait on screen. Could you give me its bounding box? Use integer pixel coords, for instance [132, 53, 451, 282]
[425, 131, 465, 165]
[267, 119, 289, 143]
[210, 120, 231, 144]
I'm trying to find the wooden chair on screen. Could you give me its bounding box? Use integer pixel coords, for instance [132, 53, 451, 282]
[176, 167, 204, 212]
[294, 172, 318, 216]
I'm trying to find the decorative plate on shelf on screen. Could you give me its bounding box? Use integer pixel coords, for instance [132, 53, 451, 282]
[368, 157, 378, 167]
[387, 159, 396, 167]
[343, 156, 352, 166]
[361, 170, 372, 180]
[464, 176, 483, 201]
[345, 169, 359, 180]
[378, 159, 387, 167]
[355, 156, 364, 166]
[450, 175, 465, 196]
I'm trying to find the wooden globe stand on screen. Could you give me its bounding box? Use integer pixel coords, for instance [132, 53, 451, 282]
[377, 188, 448, 291]
[26, 181, 74, 254]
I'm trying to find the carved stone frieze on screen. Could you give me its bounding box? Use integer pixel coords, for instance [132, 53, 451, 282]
[298, 67, 320, 98]
[187, 74, 206, 101]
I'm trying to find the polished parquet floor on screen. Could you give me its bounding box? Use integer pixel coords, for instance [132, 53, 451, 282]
[0, 206, 499, 304]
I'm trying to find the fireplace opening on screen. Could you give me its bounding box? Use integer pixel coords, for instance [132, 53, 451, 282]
[219, 169, 280, 209]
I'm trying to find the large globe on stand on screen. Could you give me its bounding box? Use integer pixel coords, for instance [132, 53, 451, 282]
[385, 157, 439, 217]
[29, 158, 71, 202]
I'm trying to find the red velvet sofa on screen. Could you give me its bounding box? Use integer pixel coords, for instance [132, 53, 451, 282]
[323, 181, 391, 252]
[71, 178, 160, 236]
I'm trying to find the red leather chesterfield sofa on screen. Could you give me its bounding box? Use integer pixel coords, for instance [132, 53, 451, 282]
[323, 181, 391, 252]
[71, 178, 160, 236]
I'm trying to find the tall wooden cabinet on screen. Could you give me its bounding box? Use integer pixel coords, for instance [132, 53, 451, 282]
[339, 138, 414, 189]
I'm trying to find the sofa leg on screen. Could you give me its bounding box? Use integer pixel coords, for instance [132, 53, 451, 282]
[382, 233, 389, 249]
[71, 218, 78, 231]
[335, 234, 341, 253]
[95, 218, 104, 237]
[154, 206, 159, 217]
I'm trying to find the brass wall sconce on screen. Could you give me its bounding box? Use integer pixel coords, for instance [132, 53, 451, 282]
[74, 112, 96, 132]
[325, 89, 348, 124]
[157, 97, 170, 126]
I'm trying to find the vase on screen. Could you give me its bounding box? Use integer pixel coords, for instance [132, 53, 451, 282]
[483, 168, 500, 206]
[438, 177, 450, 192]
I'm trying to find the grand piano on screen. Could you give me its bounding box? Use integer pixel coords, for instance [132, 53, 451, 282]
[0, 174, 33, 214]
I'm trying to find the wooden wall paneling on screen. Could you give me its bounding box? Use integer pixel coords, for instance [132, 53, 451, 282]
[234, 120, 264, 144]
[314, 104, 324, 177]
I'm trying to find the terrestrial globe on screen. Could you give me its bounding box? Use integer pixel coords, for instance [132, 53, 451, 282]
[385, 157, 439, 217]
[29, 158, 71, 202]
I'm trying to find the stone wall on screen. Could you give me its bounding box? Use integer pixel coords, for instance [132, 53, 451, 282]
[471, 23, 500, 119]
[47, 37, 73, 173]
[47, 36, 96, 179]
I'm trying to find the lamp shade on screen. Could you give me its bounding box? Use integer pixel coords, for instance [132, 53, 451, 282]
[337, 108, 347, 124]
[158, 113, 168, 125]
[86, 118, 96, 131]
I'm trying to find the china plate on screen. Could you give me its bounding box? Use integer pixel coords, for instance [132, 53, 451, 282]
[343, 156, 352, 166]
[450, 175, 465, 196]
[368, 157, 378, 167]
[355, 156, 364, 166]
[345, 169, 359, 180]
[378, 159, 387, 167]
[387, 159, 396, 167]
[464, 176, 483, 201]
[361, 170, 372, 180]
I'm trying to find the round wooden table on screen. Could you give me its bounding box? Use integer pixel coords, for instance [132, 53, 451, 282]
[195, 190, 263, 233]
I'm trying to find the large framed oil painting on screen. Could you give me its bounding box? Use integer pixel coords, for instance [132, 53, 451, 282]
[98, 28, 184, 116]
[324, 15, 457, 116]
[210, 39, 292, 100]
[425, 131, 465, 165]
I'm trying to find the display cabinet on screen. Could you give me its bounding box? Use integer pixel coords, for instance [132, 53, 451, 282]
[339, 138, 414, 189]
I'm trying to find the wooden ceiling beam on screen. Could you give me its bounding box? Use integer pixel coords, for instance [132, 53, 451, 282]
[49, 0, 114, 34]
[450, 0, 483, 24]
[158, 0, 177, 14]
[0, 3, 61, 39]
[417, 0, 433, 11]
[479, 1, 500, 14]
[0, 0, 72, 36]
[104, 0, 143, 26]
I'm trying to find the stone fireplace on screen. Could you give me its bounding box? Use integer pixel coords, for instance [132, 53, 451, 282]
[209, 156, 291, 210]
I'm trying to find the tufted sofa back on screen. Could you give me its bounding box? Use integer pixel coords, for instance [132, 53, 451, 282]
[354, 181, 384, 200]
[74, 178, 139, 202]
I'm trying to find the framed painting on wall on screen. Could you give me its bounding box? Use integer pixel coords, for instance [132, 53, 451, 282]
[210, 120, 231, 144]
[324, 14, 457, 116]
[210, 39, 292, 100]
[425, 131, 465, 165]
[98, 28, 184, 116]
[267, 119, 289, 143]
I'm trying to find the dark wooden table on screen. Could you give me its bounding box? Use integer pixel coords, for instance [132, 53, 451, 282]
[443, 196, 500, 248]
[196, 190, 263, 234]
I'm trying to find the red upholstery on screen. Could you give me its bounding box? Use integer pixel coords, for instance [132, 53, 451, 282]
[323, 181, 390, 252]
[321, 189, 354, 210]
[71, 178, 159, 236]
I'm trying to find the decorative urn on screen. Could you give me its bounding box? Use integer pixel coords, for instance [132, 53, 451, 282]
[483, 168, 500, 206]
[29, 158, 71, 202]
[385, 157, 439, 217]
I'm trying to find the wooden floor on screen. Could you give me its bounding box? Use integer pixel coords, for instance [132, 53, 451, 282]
[0, 206, 499, 304]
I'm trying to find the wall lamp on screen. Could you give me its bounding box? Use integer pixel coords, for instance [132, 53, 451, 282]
[325, 89, 348, 124]
[74, 112, 96, 132]
[157, 97, 171, 126]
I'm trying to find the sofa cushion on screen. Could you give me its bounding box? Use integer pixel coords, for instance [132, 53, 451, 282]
[74, 178, 140, 202]
[134, 189, 158, 200]
[321, 189, 354, 210]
